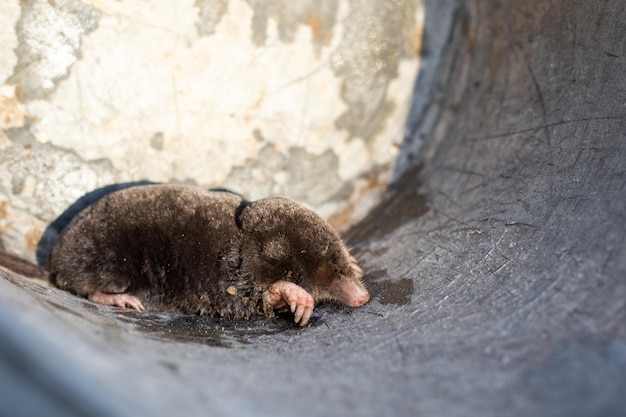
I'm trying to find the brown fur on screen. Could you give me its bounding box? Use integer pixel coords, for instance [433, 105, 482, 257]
[48, 184, 366, 320]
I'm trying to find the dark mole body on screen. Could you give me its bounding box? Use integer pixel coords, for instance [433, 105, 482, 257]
[48, 185, 369, 324]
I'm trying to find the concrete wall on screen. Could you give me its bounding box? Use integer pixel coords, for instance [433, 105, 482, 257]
[0, 0, 423, 261]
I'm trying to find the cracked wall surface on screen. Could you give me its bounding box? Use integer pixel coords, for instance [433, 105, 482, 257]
[9, 0, 100, 100]
[0, 0, 423, 261]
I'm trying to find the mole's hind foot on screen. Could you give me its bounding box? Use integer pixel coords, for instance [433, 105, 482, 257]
[88, 291, 145, 311]
[264, 280, 315, 326]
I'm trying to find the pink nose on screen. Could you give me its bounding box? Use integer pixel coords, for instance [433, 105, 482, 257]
[350, 292, 370, 307]
[335, 280, 370, 307]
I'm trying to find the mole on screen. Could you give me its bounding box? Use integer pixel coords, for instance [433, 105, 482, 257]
[44, 184, 369, 326]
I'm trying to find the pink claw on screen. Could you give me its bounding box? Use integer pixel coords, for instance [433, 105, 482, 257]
[265, 280, 315, 326]
[88, 291, 145, 311]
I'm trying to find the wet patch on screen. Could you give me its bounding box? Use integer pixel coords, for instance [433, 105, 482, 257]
[1, 265, 329, 348]
[363, 269, 414, 305]
[113, 309, 323, 348]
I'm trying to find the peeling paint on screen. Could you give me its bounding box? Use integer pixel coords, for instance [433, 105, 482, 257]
[0, 197, 46, 263]
[2, 128, 115, 219]
[224, 143, 341, 205]
[150, 132, 165, 151]
[330, 0, 421, 142]
[0, 2, 20, 81]
[8, 0, 100, 100]
[195, 0, 229, 36]
[246, 0, 338, 54]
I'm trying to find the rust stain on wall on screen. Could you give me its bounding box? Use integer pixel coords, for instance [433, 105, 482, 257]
[0, 86, 26, 129]
[25, 223, 43, 253]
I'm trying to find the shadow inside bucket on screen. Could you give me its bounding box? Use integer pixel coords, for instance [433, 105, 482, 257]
[345, 164, 428, 243]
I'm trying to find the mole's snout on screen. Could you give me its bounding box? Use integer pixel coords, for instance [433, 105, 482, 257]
[350, 291, 370, 307]
[333, 279, 370, 307]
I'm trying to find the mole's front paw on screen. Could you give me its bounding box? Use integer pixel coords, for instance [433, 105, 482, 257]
[287, 287, 315, 326]
[88, 291, 145, 311]
[265, 280, 315, 326]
